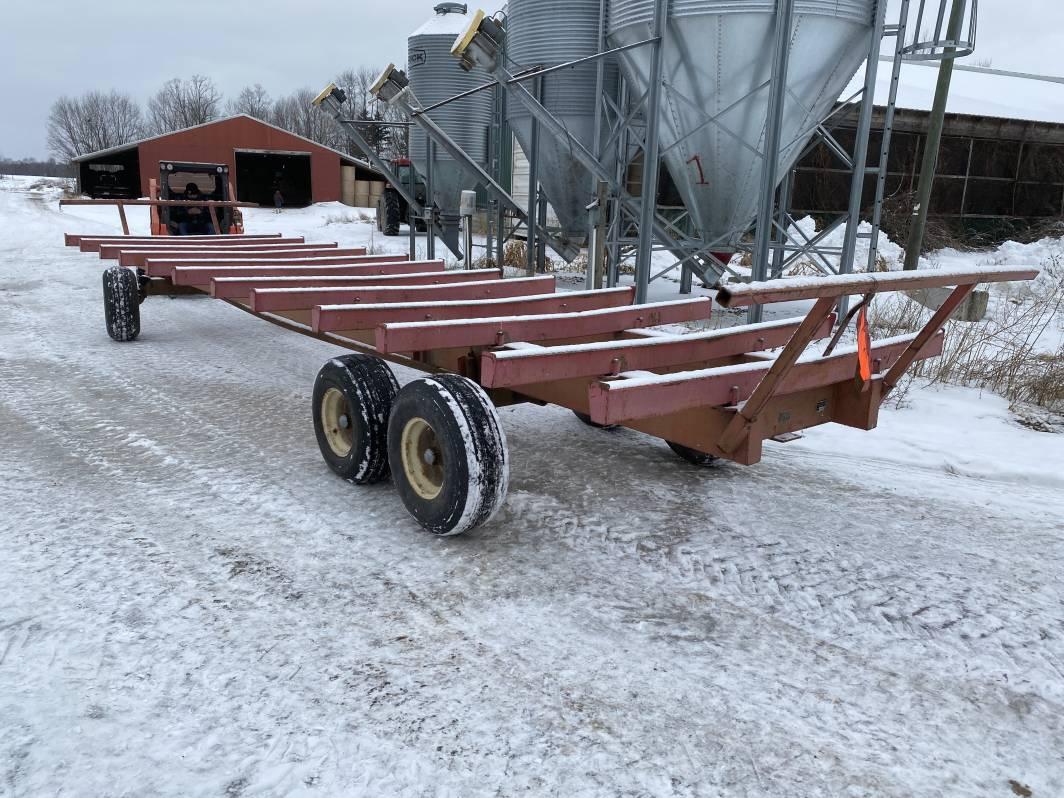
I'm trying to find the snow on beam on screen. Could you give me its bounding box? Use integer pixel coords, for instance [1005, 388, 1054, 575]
[99, 239, 310, 258]
[145, 253, 409, 278]
[310, 277, 557, 329]
[375, 297, 711, 354]
[212, 268, 501, 302]
[716, 266, 1040, 307]
[312, 288, 635, 333]
[480, 314, 835, 388]
[69, 233, 287, 250]
[587, 331, 944, 426]
[117, 245, 353, 267]
[171, 259, 443, 287]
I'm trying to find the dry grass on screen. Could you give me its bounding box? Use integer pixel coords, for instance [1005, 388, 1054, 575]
[323, 211, 372, 226]
[868, 256, 1064, 413]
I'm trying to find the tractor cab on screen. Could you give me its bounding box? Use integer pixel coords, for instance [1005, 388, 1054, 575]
[156, 161, 240, 236]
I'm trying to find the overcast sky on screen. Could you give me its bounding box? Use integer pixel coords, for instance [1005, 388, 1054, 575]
[1, 0, 1061, 159]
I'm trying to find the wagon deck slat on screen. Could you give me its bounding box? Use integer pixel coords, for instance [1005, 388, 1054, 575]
[71, 234, 289, 251]
[588, 331, 945, 425]
[375, 297, 714, 353]
[480, 314, 836, 388]
[171, 259, 442, 286]
[121, 246, 358, 268]
[211, 268, 502, 302]
[311, 287, 636, 332]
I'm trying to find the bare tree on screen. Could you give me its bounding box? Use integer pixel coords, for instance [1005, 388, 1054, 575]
[270, 88, 342, 149]
[147, 75, 222, 134]
[227, 84, 272, 120]
[47, 90, 144, 161]
[331, 67, 408, 159]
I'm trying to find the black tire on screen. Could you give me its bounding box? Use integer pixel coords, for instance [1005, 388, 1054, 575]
[102, 266, 140, 342]
[414, 218, 427, 233]
[312, 355, 399, 484]
[667, 441, 719, 467]
[572, 410, 617, 431]
[387, 375, 509, 536]
[382, 191, 401, 236]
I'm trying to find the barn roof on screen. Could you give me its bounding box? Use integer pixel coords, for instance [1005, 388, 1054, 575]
[72, 114, 376, 170]
[844, 59, 1064, 126]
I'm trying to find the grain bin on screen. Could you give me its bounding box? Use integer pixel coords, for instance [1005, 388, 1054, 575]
[607, 0, 876, 247]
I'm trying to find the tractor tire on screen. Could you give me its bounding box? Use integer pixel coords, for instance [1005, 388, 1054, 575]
[382, 191, 402, 236]
[102, 266, 141, 342]
[666, 441, 719, 467]
[414, 218, 427, 233]
[312, 354, 399, 484]
[387, 375, 509, 536]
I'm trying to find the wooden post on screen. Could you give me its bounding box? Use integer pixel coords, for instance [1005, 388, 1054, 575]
[208, 205, 222, 236]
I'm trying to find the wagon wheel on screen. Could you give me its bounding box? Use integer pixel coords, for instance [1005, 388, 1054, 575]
[387, 375, 509, 536]
[312, 354, 398, 484]
[102, 266, 141, 342]
[666, 441, 719, 467]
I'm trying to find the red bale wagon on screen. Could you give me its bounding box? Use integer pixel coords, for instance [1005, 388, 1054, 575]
[65, 232, 1038, 536]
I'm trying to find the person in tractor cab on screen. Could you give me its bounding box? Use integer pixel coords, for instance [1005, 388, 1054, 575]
[176, 183, 214, 236]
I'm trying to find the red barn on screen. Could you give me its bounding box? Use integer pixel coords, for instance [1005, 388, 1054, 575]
[73, 114, 381, 207]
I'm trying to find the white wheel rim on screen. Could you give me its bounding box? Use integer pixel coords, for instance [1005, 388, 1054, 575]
[400, 417, 444, 501]
[321, 388, 354, 457]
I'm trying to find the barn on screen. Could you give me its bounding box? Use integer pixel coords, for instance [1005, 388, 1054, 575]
[72, 115, 382, 207]
[792, 61, 1064, 242]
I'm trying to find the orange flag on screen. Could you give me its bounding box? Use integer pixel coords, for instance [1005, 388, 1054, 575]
[856, 304, 872, 390]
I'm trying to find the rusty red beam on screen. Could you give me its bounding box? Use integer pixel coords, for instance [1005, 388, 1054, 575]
[68, 233, 286, 250]
[117, 245, 350, 267]
[715, 266, 1040, 307]
[304, 277, 555, 328]
[587, 331, 945, 426]
[99, 239, 308, 258]
[172, 259, 443, 287]
[480, 314, 836, 388]
[142, 252, 407, 277]
[60, 198, 257, 208]
[375, 297, 712, 354]
[212, 268, 501, 302]
[145, 253, 402, 278]
[313, 285, 629, 333]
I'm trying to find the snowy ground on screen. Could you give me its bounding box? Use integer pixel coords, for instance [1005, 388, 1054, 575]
[2, 175, 1063, 797]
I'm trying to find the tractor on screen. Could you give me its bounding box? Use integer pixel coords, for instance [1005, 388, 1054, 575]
[153, 161, 243, 236]
[376, 158, 428, 236]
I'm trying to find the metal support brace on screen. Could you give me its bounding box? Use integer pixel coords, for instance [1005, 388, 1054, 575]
[749, 0, 795, 324]
[526, 76, 542, 276]
[634, 0, 668, 304]
[837, 0, 889, 321]
[425, 140, 436, 261]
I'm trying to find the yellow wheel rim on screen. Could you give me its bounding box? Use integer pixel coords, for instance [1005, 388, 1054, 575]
[400, 417, 444, 501]
[321, 388, 354, 458]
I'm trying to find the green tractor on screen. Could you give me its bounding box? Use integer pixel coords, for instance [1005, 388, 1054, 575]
[376, 157, 429, 236]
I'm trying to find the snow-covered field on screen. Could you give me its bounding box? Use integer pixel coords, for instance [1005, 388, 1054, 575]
[1, 175, 1062, 797]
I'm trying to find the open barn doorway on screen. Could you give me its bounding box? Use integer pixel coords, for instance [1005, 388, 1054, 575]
[235, 150, 312, 208]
